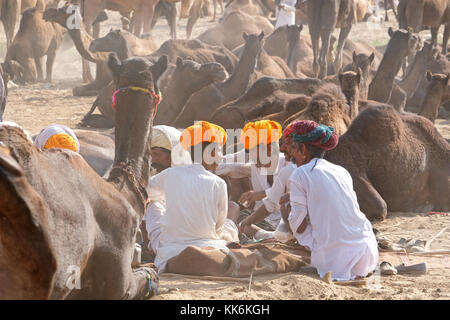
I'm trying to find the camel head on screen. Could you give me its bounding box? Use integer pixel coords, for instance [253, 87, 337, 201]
[426, 71, 450, 99]
[108, 53, 168, 176]
[175, 58, 228, 84]
[387, 27, 414, 56]
[89, 29, 126, 53]
[43, 3, 78, 29]
[242, 31, 265, 70]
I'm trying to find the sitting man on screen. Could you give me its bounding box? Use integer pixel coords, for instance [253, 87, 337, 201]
[286, 120, 378, 281]
[145, 125, 192, 255]
[216, 120, 287, 240]
[33, 124, 79, 152]
[147, 121, 240, 273]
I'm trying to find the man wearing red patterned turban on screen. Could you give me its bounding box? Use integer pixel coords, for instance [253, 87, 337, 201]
[147, 121, 240, 273]
[285, 120, 379, 281]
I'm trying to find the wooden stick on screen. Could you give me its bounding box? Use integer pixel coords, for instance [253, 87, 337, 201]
[161, 273, 251, 283]
[247, 271, 254, 296]
[425, 227, 448, 251]
[407, 250, 450, 256]
[334, 279, 368, 287]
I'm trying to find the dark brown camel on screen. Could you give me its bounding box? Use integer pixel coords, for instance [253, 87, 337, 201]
[308, 0, 356, 79]
[43, 5, 112, 97]
[326, 105, 450, 220]
[150, 0, 178, 39]
[3, 7, 64, 84]
[210, 76, 321, 129]
[419, 72, 450, 123]
[172, 32, 265, 128]
[0, 53, 168, 299]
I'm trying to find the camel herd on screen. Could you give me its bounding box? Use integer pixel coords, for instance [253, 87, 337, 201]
[0, 0, 449, 299]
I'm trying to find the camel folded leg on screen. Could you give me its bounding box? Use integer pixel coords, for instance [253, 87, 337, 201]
[352, 174, 388, 221]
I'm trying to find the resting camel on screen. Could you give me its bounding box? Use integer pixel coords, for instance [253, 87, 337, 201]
[0, 53, 168, 299]
[398, 0, 450, 54]
[222, 0, 270, 18]
[43, 5, 111, 97]
[326, 105, 450, 221]
[173, 32, 265, 128]
[0, 67, 8, 122]
[210, 76, 322, 129]
[418, 72, 450, 123]
[3, 7, 64, 84]
[197, 10, 274, 50]
[89, 29, 158, 58]
[368, 28, 415, 107]
[308, 0, 356, 79]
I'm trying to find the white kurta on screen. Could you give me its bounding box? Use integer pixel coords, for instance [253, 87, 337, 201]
[216, 152, 287, 227]
[288, 159, 379, 281]
[275, 0, 297, 29]
[262, 162, 296, 213]
[148, 164, 237, 272]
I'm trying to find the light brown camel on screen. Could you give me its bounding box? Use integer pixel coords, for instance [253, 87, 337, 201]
[210, 76, 321, 129]
[0, 66, 8, 122]
[342, 51, 376, 100]
[3, 7, 64, 84]
[0, 53, 168, 299]
[148, 38, 238, 76]
[418, 72, 450, 123]
[398, 0, 450, 54]
[326, 105, 450, 220]
[308, 0, 356, 79]
[196, 10, 274, 50]
[43, 5, 111, 97]
[222, 0, 270, 18]
[173, 32, 265, 128]
[149, 0, 178, 39]
[252, 49, 295, 80]
[89, 29, 158, 58]
[368, 28, 414, 105]
[285, 83, 352, 136]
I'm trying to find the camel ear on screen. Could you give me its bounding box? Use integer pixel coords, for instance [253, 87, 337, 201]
[108, 53, 123, 77]
[426, 71, 432, 81]
[297, 25, 303, 33]
[388, 27, 394, 38]
[338, 72, 344, 84]
[242, 32, 249, 41]
[352, 51, 357, 63]
[150, 55, 168, 83]
[176, 57, 183, 68]
[368, 52, 375, 64]
[258, 31, 264, 41]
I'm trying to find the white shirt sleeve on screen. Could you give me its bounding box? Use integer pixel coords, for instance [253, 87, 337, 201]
[147, 170, 167, 202]
[215, 179, 229, 233]
[215, 162, 252, 179]
[288, 170, 308, 233]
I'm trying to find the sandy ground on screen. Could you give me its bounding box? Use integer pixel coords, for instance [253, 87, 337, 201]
[1, 8, 449, 300]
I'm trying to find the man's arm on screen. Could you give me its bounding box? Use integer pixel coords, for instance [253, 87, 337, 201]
[288, 172, 308, 235]
[215, 162, 252, 179]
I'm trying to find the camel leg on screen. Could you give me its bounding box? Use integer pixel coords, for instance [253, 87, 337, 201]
[167, 3, 178, 39]
[430, 26, 440, 48]
[309, 23, 320, 78]
[82, 59, 94, 84]
[150, 1, 163, 32]
[429, 169, 450, 212]
[353, 175, 388, 221]
[134, 11, 144, 37]
[142, 4, 156, 35]
[212, 0, 217, 22]
[385, 0, 389, 22]
[45, 50, 57, 83]
[35, 56, 44, 82]
[186, 0, 202, 40]
[318, 29, 332, 79]
[334, 23, 352, 76]
[443, 24, 450, 55]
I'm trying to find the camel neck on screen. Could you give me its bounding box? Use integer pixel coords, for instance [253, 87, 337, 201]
[399, 45, 431, 99]
[68, 28, 108, 63]
[419, 85, 444, 123]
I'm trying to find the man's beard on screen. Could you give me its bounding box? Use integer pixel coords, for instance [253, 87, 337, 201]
[152, 163, 169, 173]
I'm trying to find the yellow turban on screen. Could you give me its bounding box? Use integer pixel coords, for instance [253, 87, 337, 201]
[180, 121, 227, 151]
[240, 120, 282, 150]
[44, 133, 78, 152]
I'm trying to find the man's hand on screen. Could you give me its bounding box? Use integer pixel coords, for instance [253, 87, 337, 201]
[238, 216, 253, 233]
[279, 193, 290, 205]
[239, 190, 265, 207]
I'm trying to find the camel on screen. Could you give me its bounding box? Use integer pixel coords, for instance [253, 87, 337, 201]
[172, 32, 265, 128]
[0, 53, 168, 299]
[196, 10, 274, 50]
[154, 58, 228, 125]
[252, 49, 295, 80]
[368, 28, 415, 105]
[89, 29, 158, 58]
[149, 0, 178, 39]
[308, 0, 356, 79]
[0, 67, 8, 122]
[285, 83, 352, 136]
[210, 76, 321, 129]
[418, 72, 450, 123]
[398, 0, 450, 54]
[148, 39, 238, 75]
[326, 105, 450, 220]
[43, 5, 111, 97]
[3, 7, 64, 84]
[342, 51, 376, 100]
[222, 0, 270, 18]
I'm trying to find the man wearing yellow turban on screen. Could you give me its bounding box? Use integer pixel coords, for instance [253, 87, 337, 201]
[147, 121, 240, 273]
[216, 120, 290, 241]
[34, 124, 80, 153]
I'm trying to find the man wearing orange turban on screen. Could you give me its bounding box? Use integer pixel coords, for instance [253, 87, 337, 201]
[33, 124, 80, 153]
[216, 120, 291, 241]
[147, 121, 241, 273]
[284, 120, 378, 281]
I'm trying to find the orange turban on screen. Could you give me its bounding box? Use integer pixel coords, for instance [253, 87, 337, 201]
[240, 120, 282, 150]
[44, 133, 79, 152]
[180, 121, 227, 150]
